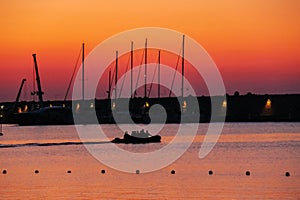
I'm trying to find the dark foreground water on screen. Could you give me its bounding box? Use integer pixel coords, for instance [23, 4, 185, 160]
[0, 123, 299, 199]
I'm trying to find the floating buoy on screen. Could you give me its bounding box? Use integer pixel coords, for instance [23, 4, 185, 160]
[171, 170, 176, 174]
[246, 171, 250, 176]
[208, 170, 213, 175]
[285, 172, 290, 177]
[34, 170, 39, 174]
[2, 170, 7, 174]
[67, 170, 72, 174]
[101, 169, 106, 174]
[136, 170, 140, 174]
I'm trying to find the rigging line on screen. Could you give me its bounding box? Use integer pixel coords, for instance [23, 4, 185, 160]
[169, 48, 182, 97]
[119, 54, 131, 98]
[134, 49, 145, 98]
[148, 54, 159, 97]
[64, 47, 82, 101]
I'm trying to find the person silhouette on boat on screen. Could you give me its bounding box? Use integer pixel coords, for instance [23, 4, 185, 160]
[124, 131, 130, 139]
[139, 129, 151, 138]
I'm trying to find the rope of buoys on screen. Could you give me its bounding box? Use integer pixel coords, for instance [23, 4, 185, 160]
[0, 168, 295, 177]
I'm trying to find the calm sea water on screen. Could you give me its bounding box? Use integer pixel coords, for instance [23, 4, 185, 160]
[0, 123, 299, 199]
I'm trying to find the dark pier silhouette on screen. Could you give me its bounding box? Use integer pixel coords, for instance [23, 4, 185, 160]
[0, 93, 300, 125]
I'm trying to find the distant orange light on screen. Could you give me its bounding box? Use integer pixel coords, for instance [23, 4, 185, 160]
[182, 100, 187, 109]
[265, 99, 271, 109]
[23, 105, 28, 112]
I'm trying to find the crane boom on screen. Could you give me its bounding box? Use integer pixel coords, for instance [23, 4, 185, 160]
[13, 78, 27, 112]
[15, 78, 27, 103]
[32, 54, 44, 105]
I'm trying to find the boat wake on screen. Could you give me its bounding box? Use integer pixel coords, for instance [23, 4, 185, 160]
[0, 141, 110, 149]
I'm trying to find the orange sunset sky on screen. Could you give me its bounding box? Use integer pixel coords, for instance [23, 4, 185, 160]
[0, 0, 299, 101]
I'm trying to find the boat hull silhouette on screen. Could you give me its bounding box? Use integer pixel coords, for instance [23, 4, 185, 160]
[111, 134, 161, 144]
[15, 106, 73, 126]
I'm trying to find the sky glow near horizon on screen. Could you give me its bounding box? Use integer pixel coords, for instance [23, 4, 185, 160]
[0, 0, 299, 101]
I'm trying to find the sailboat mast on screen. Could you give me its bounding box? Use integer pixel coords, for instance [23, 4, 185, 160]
[108, 69, 111, 99]
[158, 50, 160, 98]
[82, 43, 85, 101]
[144, 38, 147, 98]
[131, 41, 133, 98]
[115, 51, 118, 103]
[181, 35, 185, 98]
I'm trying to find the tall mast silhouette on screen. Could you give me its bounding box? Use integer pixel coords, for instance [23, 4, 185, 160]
[115, 51, 118, 103]
[131, 41, 133, 98]
[144, 38, 147, 98]
[181, 35, 185, 98]
[158, 50, 161, 98]
[82, 43, 85, 101]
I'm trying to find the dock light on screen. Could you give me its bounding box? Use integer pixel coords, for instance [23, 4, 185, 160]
[265, 99, 271, 109]
[0, 114, 3, 118]
[90, 102, 94, 109]
[76, 103, 80, 111]
[0, 105, 4, 109]
[222, 100, 227, 108]
[62, 104, 65, 108]
[144, 102, 149, 108]
[182, 100, 187, 113]
[182, 100, 187, 109]
[49, 104, 53, 108]
[262, 98, 272, 116]
[23, 105, 28, 112]
[112, 102, 116, 110]
[18, 107, 22, 113]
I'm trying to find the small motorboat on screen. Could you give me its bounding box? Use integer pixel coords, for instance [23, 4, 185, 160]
[111, 129, 161, 144]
